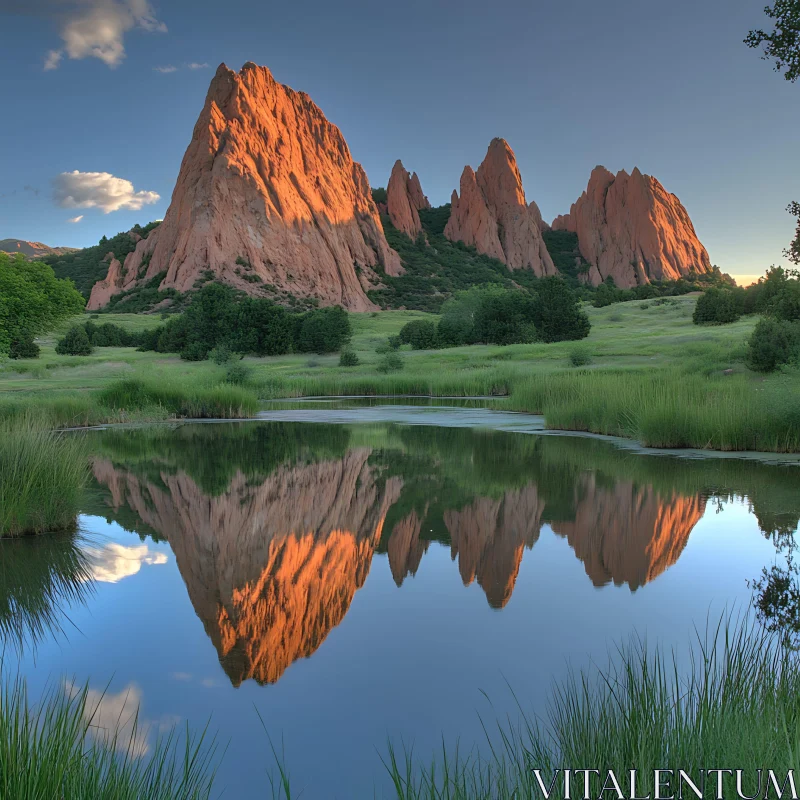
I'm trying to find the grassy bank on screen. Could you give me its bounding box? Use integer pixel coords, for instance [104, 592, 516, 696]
[1, 297, 798, 451]
[380, 619, 799, 799]
[0, 677, 216, 799]
[0, 419, 89, 537]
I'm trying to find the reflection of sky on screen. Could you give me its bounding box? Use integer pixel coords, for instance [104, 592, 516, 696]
[12, 495, 785, 799]
[82, 542, 168, 584]
[63, 680, 179, 758]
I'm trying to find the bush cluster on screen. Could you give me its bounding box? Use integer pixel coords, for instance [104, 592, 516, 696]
[744, 268, 800, 372]
[692, 288, 741, 324]
[136, 282, 351, 360]
[55, 325, 93, 356]
[398, 281, 590, 350]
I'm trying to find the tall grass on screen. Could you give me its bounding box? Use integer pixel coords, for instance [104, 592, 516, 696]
[509, 369, 800, 452]
[97, 377, 259, 420]
[381, 617, 800, 799]
[0, 677, 217, 799]
[0, 418, 89, 537]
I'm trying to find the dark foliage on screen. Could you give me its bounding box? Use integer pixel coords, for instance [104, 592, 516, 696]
[692, 288, 742, 325]
[398, 319, 439, 349]
[9, 336, 40, 360]
[531, 277, 591, 342]
[745, 0, 800, 82]
[747, 317, 800, 372]
[55, 325, 93, 356]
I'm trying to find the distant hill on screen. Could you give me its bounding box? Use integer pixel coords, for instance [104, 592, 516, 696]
[0, 239, 77, 259]
[40, 222, 161, 299]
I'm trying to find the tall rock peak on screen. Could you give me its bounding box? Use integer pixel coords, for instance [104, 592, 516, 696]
[444, 138, 556, 276]
[551, 166, 712, 287]
[88, 62, 401, 312]
[386, 159, 430, 239]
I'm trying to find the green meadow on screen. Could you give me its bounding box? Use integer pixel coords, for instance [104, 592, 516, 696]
[1, 296, 798, 451]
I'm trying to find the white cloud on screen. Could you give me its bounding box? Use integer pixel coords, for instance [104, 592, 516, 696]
[187, 62, 209, 69]
[41, 0, 167, 70]
[153, 64, 176, 73]
[53, 171, 160, 214]
[67, 214, 84, 223]
[44, 48, 63, 70]
[82, 541, 168, 583]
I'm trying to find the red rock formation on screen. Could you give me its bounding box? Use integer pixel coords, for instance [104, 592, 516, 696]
[551, 476, 706, 590]
[386, 508, 429, 586]
[85, 252, 123, 310]
[444, 139, 556, 276]
[92, 452, 402, 685]
[551, 166, 712, 287]
[386, 160, 430, 239]
[444, 485, 545, 608]
[88, 62, 401, 312]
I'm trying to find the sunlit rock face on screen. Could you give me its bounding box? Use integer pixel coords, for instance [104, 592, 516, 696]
[386, 160, 430, 239]
[551, 166, 712, 287]
[88, 62, 401, 312]
[550, 476, 707, 590]
[444, 138, 556, 276]
[93, 452, 402, 685]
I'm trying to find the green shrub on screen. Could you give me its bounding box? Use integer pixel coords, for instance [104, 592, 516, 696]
[693, 288, 741, 324]
[339, 349, 360, 367]
[209, 343, 236, 365]
[55, 326, 93, 356]
[746, 318, 800, 372]
[377, 352, 404, 373]
[294, 306, 351, 354]
[9, 337, 40, 360]
[225, 362, 251, 385]
[399, 319, 439, 349]
[532, 277, 591, 342]
[569, 345, 593, 367]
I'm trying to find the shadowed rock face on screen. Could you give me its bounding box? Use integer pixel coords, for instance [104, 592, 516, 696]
[551, 166, 712, 288]
[88, 62, 401, 312]
[551, 476, 707, 590]
[386, 160, 430, 239]
[444, 139, 556, 276]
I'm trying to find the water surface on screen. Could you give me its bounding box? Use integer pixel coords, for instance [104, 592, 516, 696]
[3, 408, 799, 797]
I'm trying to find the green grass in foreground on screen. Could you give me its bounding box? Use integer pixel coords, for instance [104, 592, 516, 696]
[0, 418, 89, 537]
[379, 618, 800, 799]
[3, 618, 794, 798]
[1, 298, 799, 451]
[0, 677, 216, 799]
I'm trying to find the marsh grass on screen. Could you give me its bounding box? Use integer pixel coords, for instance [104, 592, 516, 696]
[0, 418, 89, 537]
[0, 677, 217, 799]
[385, 618, 800, 799]
[98, 377, 260, 420]
[509, 369, 800, 452]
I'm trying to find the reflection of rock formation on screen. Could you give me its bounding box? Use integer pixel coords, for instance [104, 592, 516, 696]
[386, 509, 430, 587]
[445, 486, 545, 608]
[93, 451, 401, 685]
[551, 476, 706, 590]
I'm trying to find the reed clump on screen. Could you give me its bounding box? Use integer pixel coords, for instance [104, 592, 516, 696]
[0, 418, 89, 538]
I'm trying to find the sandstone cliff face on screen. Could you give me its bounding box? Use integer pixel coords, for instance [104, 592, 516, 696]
[85, 252, 123, 310]
[386, 160, 430, 239]
[444, 139, 556, 276]
[88, 62, 401, 312]
[551, 476, 706, 591]
[551, 166, 712, 287]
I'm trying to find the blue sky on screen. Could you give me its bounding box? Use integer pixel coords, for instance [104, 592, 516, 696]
[1, 0, 798, 283]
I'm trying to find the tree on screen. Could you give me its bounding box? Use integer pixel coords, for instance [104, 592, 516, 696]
[0, 252, 85, 356]
[55, 325, 93, 356]
[692, 288, 741, 324]
[745, 0, 800, 83]
[747, 317, 800, 371]
[531, 277, 591, 342]
[398, 319, 439, 349]
[294, 306, 351, 354]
